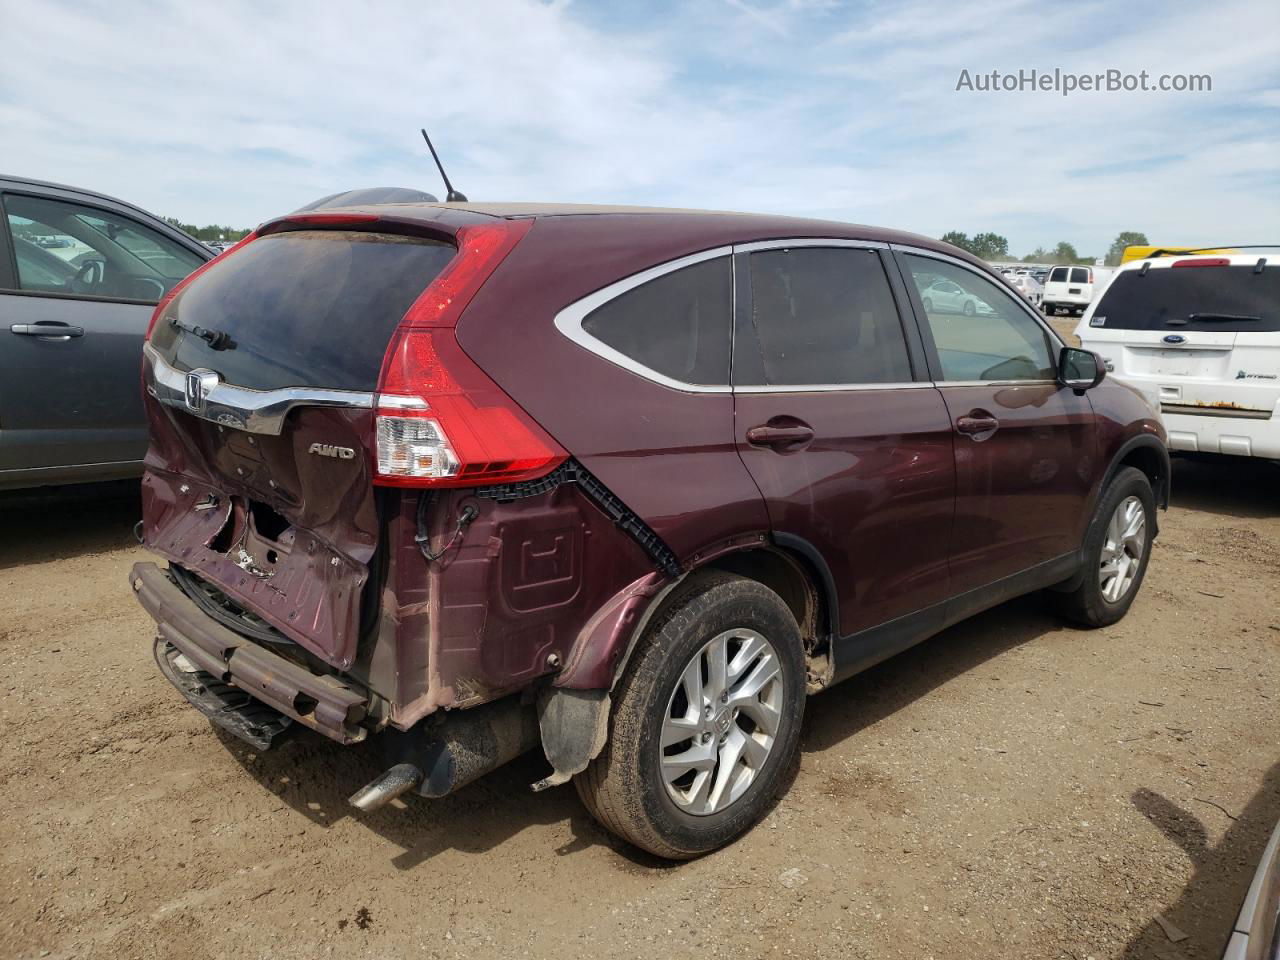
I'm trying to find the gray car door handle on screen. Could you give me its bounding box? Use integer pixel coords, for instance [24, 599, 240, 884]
[10, 323, 85, 338]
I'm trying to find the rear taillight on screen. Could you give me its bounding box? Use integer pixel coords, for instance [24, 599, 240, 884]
[372, 219, 566, 488]
[144, 232, 257, 340]
[1172, 257, 1230, 268]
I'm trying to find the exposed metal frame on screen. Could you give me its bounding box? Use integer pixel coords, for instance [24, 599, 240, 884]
[144, 343, 373, 436]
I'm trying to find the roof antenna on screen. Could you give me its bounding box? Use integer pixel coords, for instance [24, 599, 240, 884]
[420, 128, 467, 203]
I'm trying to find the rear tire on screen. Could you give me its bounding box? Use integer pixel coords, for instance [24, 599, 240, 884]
[1044, 303, 1056, 316]
[1052, 467, 1155, 627]
[575, 571, 806, 859]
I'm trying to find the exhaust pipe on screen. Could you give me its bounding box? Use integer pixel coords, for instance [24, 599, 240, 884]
[417, 695, 540, 798]
[348, 763, 422, 812]
[348, 696, 539, 811]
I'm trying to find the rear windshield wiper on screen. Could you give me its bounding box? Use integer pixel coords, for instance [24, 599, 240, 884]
[1165, 313, 1262, 326]
[168, 315, 235, 350]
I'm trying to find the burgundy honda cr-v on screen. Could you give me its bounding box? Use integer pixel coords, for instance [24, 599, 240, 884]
[131, 203, 1168, 858]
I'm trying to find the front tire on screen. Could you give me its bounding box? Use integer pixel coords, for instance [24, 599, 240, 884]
[1052, 467, 1155, 627]
[575, 572, 806, 859]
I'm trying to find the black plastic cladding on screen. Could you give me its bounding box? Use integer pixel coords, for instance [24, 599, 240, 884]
[474, 459, 683, 578]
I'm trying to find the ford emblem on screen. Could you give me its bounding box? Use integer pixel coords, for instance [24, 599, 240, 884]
[1162, 334, 1187, 344]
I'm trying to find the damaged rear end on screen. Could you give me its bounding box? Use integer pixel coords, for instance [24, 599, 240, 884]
[133, 209, 661, 804]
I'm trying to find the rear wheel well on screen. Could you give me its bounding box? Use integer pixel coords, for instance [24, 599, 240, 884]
[704, 547, 832, 691]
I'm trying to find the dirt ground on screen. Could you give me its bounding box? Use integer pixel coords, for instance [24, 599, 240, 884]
[3, 447, 1278, 959]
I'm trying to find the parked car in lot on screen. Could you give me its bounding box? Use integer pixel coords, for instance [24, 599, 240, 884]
[1044, 264, 1097, 315]
[1008, 272, 1044, 306]
[130, 203, 1169, 858]
[1077, 251, 1279, 460]
[919, 275, 995, 315]
[0, 175, 212, 490]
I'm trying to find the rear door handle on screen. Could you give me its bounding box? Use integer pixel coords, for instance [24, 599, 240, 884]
[956, 414, 999, 436]
[10, 323, 84, 339]
[746, 423, 815, 449]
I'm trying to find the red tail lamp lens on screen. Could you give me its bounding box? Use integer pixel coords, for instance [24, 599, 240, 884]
[373, 219, 564, 487]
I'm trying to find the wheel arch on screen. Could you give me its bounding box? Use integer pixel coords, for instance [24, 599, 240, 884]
[1104, 433, 1171, 516]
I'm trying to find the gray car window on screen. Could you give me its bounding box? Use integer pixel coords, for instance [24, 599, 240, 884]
[4, 193, 204, 303]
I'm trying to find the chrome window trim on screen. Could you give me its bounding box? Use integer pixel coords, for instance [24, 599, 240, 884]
[734, 238, 889, 253]
[553, 245, 735, 394]
[890, 242, 1067, 350]
[932, 379, 1059, 387]
[735, 381, 933, 394]
[553, 238, 918, 395]
[143, 343, 374, 435]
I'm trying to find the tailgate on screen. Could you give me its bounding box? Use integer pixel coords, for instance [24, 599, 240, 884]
[138, 226, 459, 669]
[140, 376, 379, 670]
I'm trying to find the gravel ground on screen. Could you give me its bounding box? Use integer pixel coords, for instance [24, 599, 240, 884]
[1, 449, 1276, 960]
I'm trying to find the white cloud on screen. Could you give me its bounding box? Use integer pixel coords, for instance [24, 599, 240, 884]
[0, 0, 1275, 254]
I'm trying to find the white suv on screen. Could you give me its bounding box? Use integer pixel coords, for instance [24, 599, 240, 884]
[1076, 253, 1279, 460]
[1043, 265, 1096, 316]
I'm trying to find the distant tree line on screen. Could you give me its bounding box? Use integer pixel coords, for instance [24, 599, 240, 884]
[940, 229, 1149, 266]
[164, 217, 252, 243]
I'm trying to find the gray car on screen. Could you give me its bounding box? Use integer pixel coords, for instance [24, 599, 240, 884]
[0, 176, 211, 490]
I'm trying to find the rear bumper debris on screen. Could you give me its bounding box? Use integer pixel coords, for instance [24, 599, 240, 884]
[130, 562, 369, 745]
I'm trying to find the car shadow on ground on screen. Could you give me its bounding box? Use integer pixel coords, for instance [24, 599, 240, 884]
[214, 591, 1062, 870]
[1123, 761, 1280, 959]
[1169, 455, 1279, 520]
[0, 480, 141, 570]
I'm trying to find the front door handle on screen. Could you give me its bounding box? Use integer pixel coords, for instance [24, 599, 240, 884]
[746, 422, 815, 449]
[10, 322, 85, 339]
[956, 414, 999, 437]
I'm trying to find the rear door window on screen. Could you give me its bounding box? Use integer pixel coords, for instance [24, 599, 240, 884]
[149, 230, 456, 391]
[739, 247, 912, 385]
[1049, 267, 1069, 283]
[581, 256, 732, 386]
[1090, 265, 1280, 332]
[1070, 268, 1090, 284]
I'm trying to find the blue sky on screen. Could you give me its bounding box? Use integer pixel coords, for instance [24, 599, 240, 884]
[1, 0, 1276, 256]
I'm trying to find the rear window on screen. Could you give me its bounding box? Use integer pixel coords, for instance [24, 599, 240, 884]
[1091, 264, 1280, 332]
[150, 230, 455, 391]
[1070, 267, 1090, 284]
[1049, 267, 1069, 283]
[581, 256, 732, 386]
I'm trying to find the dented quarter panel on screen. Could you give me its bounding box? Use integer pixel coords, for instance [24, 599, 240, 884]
[370, 483, 656, 728]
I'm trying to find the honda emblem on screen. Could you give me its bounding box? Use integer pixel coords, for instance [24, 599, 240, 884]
[184, 369, 219, 413]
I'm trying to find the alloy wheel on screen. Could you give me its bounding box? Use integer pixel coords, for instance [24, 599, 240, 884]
[658, 628, 783, 816]
[1099, 495, 1146, 602]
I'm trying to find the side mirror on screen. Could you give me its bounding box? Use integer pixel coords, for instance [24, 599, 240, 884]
[1058, 346, 1106, 393]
